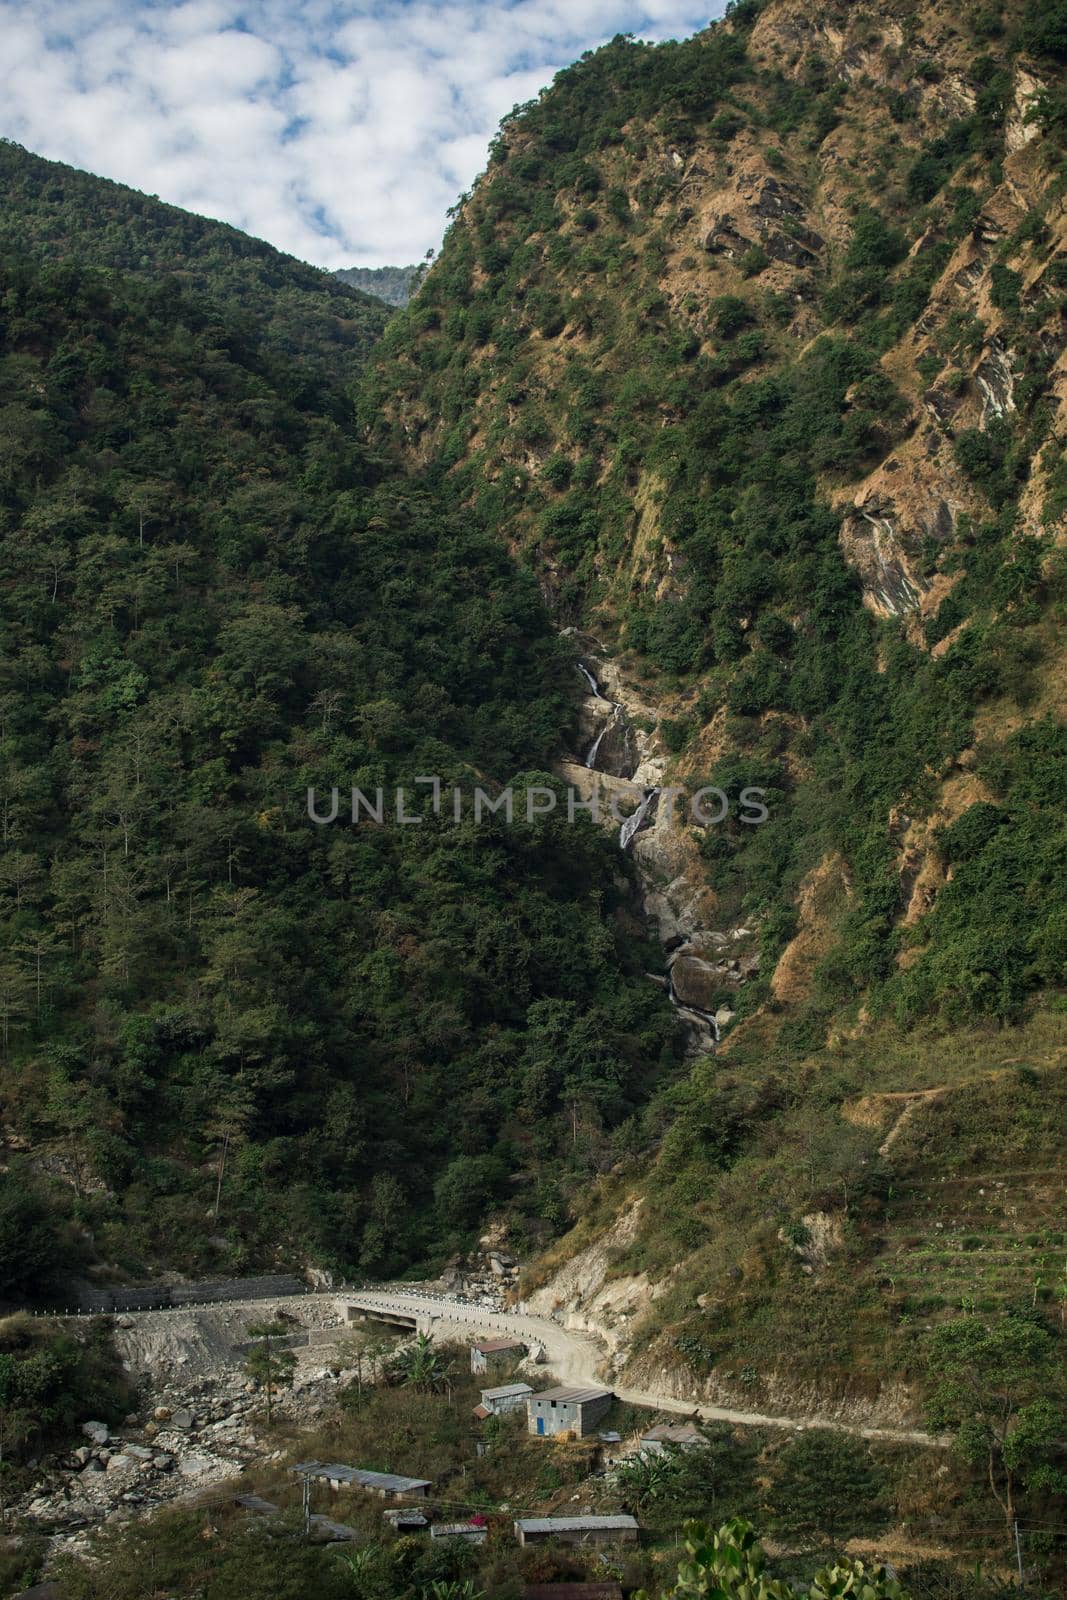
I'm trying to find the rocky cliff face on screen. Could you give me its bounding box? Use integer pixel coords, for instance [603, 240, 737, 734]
[368, 0, 1065, 1047]
[366, 0, 1067, 1412]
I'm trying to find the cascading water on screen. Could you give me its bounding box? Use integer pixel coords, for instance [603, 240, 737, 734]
[584, 703, 622, 769]
[570, 647, 720, 1052]
[619, 787, 659, 851]
[667, 966, 721, 1045]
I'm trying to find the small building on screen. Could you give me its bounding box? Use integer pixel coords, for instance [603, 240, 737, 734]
[639, 1423, 705, 1455]
[292, 1462, 431, 1499]
[527, 1385, 613, 1438]
[234, 1492, 280, 1516]
[308, 1514, 360, 1543]
[514, 1515, 639, 1548]
[470, 1337, 526, 1374]
[384, 1507, 429, 1531]
[431, 1522, 489, 1544]
[481, 1381, 533, 1416]
[524, 1585, 623, 1600]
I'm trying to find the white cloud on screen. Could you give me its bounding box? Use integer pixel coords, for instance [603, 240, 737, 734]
[0, 0, 727, 268]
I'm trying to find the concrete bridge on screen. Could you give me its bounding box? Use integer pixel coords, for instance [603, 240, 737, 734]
[337, 1293, 433, 1336]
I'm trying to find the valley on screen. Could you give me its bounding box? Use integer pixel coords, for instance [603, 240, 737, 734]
[9, 1279, 947, 1589]
[0, 0, 1065, 1592]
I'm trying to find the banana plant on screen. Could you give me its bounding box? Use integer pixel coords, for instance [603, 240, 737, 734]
[635, 1518, 793, 1600]
[636, 1519, 910, 1600]
[807, 1559, 906, 1600]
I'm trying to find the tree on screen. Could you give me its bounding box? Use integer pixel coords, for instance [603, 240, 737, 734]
[924, 1310, 1067, 1529]
[388, 1332, 455, 1394]
[767, 1430, 887, 1548]
[615, 1432, 759, 1527]
[243, 1322, 297, 1424]
[0, 1167, 64, 1297]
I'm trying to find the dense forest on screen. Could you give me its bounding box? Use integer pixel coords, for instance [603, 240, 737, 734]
[0, 213, 679, 1294]
[0, 140, 390, 380]
[0, 0, 1065, 1592]
[0, 0, 1060, 1310]
[365, 0, 1067, 1038]
[355, 0, 1067, 1552]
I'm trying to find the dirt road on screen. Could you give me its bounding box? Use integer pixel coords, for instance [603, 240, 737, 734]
[347, 1289, 946, 1448]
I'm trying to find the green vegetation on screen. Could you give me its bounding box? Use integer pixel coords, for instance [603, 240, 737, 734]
[244, 1322, 298, 1423]
[637, 1519, 907, 1600]
[0, 140, 389, 380]
[766, 1433, 888, 1550]
[0, 1313, 129, 1491]
[925, 1307, 1067, 1529]
[40, 1363, 1010, 1600]
[1, 0, 1066, 1585]
[615, 1429, 762, 1529]
[0, 234, 679, 1283]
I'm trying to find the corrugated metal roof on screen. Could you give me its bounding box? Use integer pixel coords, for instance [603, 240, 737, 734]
[515, 1516, 638, 1533]
[640, 1424, 704, 1443]
[431, 1523, 489, 1540]
[234, 1493, 280, 1514]
[292, 1461, 431, 1492]
[473, 1337, 525, 1353]
[308, 1514, 360, 1542]
[481, 1382, 533, 1401]
[528, 1386, 612, 1405]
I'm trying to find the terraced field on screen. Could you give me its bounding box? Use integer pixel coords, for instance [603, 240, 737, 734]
[870, 1167, 1066, 1316]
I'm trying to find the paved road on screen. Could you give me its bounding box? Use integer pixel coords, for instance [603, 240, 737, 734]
[344, 1289, 946, 1448]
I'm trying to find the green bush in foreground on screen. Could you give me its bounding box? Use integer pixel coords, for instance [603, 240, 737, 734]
[638, 1518, 908, 1600]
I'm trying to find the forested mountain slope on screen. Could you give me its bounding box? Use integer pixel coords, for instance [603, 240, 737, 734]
[0, 244, 678, 1294]
[0, 0, 1064, 1453]
[360, 0, 1067, 1428]
[0, 141, 390, 380]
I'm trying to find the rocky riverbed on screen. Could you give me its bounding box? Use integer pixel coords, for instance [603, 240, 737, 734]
[12, 1296, 357, 1564]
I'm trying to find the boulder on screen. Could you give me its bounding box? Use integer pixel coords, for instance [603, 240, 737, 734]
[178, 1455, 214, 1476]
[106, 1454, 133, 1472]
[124, 1444, 155, 1461]
[170, 1408, 194, 1430]
[669, 952, 723, 1013]
[81, 1420, 110, 1445]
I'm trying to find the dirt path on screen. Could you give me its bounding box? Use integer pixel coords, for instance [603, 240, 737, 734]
[349, 1290, 946, 1448]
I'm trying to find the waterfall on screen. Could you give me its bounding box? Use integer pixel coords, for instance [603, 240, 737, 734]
[584, 703, 621, 769]
[576, 661, 600, 696]
[667, 970, 721, 1045]
[619, 787, 659, 851]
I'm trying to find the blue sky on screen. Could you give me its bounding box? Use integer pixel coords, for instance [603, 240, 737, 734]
[0, 0, 726, 269]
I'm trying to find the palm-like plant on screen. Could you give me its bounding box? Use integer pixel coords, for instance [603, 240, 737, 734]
[390, 1331, 456, 1392]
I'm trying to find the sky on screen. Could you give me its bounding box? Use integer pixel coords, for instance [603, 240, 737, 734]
[0, 0, 727, 270]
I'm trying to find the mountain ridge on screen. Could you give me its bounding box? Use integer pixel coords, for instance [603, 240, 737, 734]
[335, 263, 422, 307]
[0, 0, 1065, 1584]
